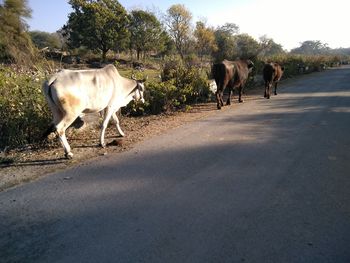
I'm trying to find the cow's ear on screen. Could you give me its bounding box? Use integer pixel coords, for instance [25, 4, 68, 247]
[131, 74, 137, 80]
[142, 76, 148, 83]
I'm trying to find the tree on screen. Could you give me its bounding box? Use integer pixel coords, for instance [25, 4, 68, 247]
[164, 4, 192, 59]
[233, 34, 260, 60]
[194, 21, 217, 61]
[158, 31, 176, 58]
[29, 31, 61, 49]
[290, 40, 330, 55]
[129, 10, 165, 60]
[64, 0, 130, 61]
[258, 35, 285, 56]
[0, 0, 35, 63]
[212, 23, 239, 62]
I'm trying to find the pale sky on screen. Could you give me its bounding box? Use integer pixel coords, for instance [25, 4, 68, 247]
[26, 0, 349, 51]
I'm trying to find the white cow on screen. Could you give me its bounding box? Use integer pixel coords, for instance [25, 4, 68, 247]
[43, 64, 145, 159]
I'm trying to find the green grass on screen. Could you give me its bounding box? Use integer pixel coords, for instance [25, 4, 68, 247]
[117, 68, 161, 82]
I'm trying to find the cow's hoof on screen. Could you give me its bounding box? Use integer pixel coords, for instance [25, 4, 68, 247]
[100, 143, 106, 148]
[239, 100, 244, 103]
[65, 152, 73, 159]
[217, 105, 222, 110]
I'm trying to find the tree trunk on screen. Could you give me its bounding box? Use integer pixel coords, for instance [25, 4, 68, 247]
[102, 48, 108, 62]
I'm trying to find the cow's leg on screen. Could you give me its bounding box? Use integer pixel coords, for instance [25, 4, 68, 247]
[274, 82, 278, 95]
[42, 123, 56, 140]
[238, 85, 244, 103]
[264, 82, 268, 98]
[216, 90, 222, 109]
[112, 112, 125, 137]
[264, 81, 271, 99]
[226, 87, 232, 105]
[220, 90, 224, 107]
[55, 116, 77, 159]
[100, 107, 114, 147]
[43, 103, 62, 139]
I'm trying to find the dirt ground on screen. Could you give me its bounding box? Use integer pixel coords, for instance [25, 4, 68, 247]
[0, 90, 262, 192]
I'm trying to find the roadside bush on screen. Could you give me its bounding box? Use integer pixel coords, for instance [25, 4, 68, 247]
[161, 57, 211, 103]
[259, 54, 342, 78]
[145, 80, 179, 114]
[0, 65, 50, 149]
[122, 57, 211, 115]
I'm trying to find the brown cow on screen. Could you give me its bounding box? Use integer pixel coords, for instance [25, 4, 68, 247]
[263, 62, 284, 99]
[212, 59, 254, 109]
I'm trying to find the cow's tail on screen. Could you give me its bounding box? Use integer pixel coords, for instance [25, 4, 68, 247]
[42, 79, 58, 139]
[211, 63, 226, 92]
[42, 79, 55, 105]
[263, 64, 275, 83]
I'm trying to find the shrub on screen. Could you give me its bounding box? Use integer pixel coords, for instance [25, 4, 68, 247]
[0, 65, 51, 149]
[122, 56, 211, 115]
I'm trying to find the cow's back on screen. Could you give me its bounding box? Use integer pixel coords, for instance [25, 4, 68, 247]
[232, 60, 251, 86]
[212, 60, 235, 89]
[49, 66, 118, 113]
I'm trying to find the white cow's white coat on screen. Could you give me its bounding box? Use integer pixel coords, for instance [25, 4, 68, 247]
[43, 64, 145, 158]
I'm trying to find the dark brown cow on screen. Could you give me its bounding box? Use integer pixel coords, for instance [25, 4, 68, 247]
[263, 62, 284, 99]
[212, 59, 254, 109]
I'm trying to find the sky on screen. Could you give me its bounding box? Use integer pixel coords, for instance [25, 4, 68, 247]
[26, 0, 349, 51]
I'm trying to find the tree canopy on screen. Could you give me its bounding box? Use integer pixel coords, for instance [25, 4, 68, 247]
[164, 4, 192, 59]
[0, 0, 36, 63]
[29, 31, 61, 49]
[212, 23, 239, 62]
[258, 35, 285, 57]
[129, 10, 166, 60]
[194, 21, 217, 61]
[290, 40, 330, 55]
[64, 0, 130, 61]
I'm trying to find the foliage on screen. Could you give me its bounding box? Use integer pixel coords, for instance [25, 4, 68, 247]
[0, 65, 51, 149]
[212, 23, 239, 62]
[0, 0, 37, 64]
[64, 0, 130, 61]
[147, 57, 210, 113]
[290, 40, 330, 55]
[233, 34, 260, 60]
[259, 35, 285, 56]
[259, 54, 342, 78]
[29, 31, 61, 49]
[194, 21, 217, 61]
[129, 10, 166, 60]
[164, 4, 193, 59]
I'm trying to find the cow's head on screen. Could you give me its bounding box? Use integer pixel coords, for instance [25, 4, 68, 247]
[132, 75, 147, 103]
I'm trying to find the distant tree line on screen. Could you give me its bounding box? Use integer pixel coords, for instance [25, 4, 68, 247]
[1, 0, 350, 65]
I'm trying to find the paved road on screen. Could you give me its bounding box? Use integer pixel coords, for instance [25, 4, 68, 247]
[1, 67, 350, 263]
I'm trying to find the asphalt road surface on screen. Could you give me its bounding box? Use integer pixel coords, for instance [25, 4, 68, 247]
[1, 66, 350, 263]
